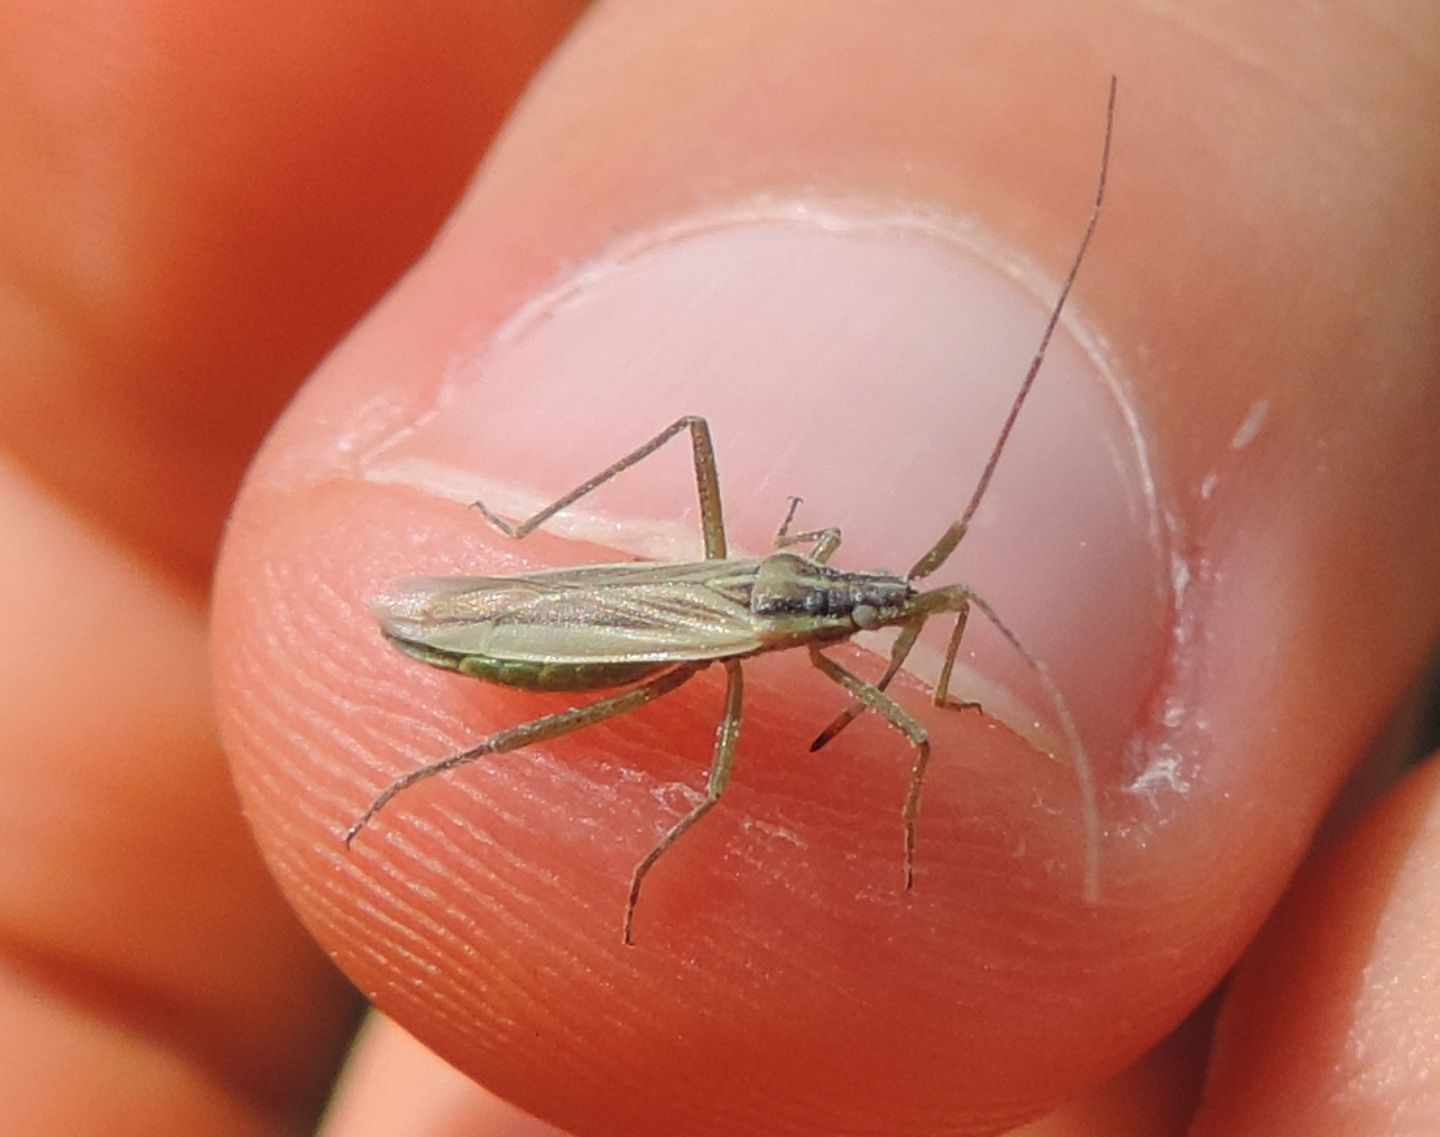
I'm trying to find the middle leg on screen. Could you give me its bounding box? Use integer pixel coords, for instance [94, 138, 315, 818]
[624, 658, 745, 944]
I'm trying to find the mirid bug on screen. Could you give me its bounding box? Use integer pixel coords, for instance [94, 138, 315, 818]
[347, 79, 1117, 944]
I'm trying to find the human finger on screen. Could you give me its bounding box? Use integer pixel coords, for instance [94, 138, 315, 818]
[215, 2, 1440, 1135]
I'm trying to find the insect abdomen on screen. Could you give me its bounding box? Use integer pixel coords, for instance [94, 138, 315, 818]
[381, 631, 670, 691]
[457, 654, 669, 691]
[383, 633, 673, 693]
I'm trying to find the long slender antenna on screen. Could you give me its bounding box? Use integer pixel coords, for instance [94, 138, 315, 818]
[966, 590, 1100, 902]
[955, 76, 1117, 540]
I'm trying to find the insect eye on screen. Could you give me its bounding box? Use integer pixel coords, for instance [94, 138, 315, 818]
[852, 604, 879, 629]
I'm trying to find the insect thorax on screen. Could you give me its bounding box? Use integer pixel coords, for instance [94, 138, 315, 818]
[749, 553, 912, 627]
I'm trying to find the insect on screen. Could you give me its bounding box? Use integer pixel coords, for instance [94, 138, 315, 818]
[347, 79, 1116, 944]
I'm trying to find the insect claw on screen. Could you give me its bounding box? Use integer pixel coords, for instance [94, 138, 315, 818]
[810, 704, 867, 751]
[470, 498, 516, 536]
[937, 696, 984, 714]
[342, 806, 380, 847]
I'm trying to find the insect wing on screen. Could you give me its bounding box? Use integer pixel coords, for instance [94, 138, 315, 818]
[372, 561, 766, 665]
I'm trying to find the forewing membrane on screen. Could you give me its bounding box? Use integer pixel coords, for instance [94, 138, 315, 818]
[373, 560, 766, 664]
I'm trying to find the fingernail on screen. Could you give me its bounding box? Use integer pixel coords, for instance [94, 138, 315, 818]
[363, 201, 1170, 769]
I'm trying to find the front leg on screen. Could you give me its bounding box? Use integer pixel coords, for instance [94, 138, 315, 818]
[810, 620, 923, 751]
[807, 647, 932, 891]
[772, 496, 842, 563]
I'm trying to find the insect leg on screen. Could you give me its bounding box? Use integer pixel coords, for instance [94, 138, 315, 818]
[932, 596, 981, 712]
[772, 496, 843, 562]
[473, 415, 729, 559]
[812, 593, 984, 751]
[773, 495, 803, 542]
[809, 619, 924, 751]
[808, 647, 931, 891]
[344, 665, 701, 846]
[625, 659, 744, 944]
[777, 527, 843, 562]
[907, 76, 1116, 585]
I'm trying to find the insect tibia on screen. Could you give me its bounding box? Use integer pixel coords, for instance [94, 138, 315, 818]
[773, 496, 804, 542]
[461, 416, 729, 558]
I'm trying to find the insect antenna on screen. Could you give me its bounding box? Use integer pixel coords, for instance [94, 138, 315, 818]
[908, 74, 1116, 584]
[966, 590, 1100, 901]
[811, 79, 1116, 900]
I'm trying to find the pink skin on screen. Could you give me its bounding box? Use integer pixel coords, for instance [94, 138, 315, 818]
[218, 5, 1440, 1135]
[4, 3, 1440, 1136]
[1192, 758, 1440, 1136]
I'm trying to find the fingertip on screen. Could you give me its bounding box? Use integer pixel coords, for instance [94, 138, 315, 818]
[213, 10, 1175, 1131]
[215, 6, 1440, 1137]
